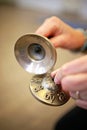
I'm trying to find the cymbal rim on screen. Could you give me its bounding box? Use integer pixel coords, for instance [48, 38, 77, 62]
[14, 33, 57, 74]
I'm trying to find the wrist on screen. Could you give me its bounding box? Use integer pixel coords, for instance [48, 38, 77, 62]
[76, 28, 87, 52]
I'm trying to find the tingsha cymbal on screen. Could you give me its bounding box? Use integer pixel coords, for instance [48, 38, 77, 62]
[30, 74, 69, 106]
[14, 33, 57, 75]
[14, 33, 70, 106]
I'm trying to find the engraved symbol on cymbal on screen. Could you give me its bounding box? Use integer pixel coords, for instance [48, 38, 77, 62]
[29, 74, 69, 106]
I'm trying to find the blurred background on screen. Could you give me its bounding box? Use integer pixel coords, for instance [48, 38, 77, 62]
[0, 0, 87, 130]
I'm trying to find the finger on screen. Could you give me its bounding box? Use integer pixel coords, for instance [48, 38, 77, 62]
[53, 55, 87, 83]
[50, 35, 69, 48]
[51, 68, 62, 84]
[70, 90, 87, 100]
[35, 20, 57, 37]
[61, 55, 87, 74]
[61, 73, 87, 91]
[76, 100, 87, 109]
[51, 69, 58, 78]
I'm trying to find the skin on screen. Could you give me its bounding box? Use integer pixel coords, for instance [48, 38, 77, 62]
[35, 16, 87, 109]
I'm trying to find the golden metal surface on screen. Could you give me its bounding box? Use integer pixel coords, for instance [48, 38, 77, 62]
[30, 74, 69, 106]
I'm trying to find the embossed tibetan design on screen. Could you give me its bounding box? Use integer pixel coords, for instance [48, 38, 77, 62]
[30, 74, 69, 106]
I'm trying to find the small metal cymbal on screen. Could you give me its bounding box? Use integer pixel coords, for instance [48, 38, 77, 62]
[14, 33, 70, 106]
[14, 33, 57, 75]
[30, 74, 69, 106]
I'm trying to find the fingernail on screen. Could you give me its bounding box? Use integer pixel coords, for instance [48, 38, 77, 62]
[54, 78, 61, 84]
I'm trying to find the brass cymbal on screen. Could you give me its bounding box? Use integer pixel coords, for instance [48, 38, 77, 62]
[14, 33, 57, 74]
[30, 74, 69, 106]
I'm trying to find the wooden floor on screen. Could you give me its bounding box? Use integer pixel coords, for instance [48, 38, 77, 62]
[0, 5, 85, 130]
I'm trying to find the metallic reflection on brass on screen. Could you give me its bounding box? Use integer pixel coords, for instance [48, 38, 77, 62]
[14, 33, 56, 75]
[14, 33, 70, 106]
[30, 74, 69, 106]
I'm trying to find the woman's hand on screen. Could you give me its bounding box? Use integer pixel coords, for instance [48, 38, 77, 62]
[35, 16, 87, 109]
[36, 16, 85, 50]
[51, 55, 87, 109]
